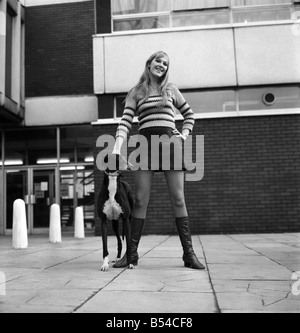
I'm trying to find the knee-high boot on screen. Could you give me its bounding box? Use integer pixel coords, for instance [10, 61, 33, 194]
[113, 217, 145, 268]
[129, 217, 145, 266]
[175, 216, 205, 270]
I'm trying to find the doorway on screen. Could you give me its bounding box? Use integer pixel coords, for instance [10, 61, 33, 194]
[5, 167, 57, 234]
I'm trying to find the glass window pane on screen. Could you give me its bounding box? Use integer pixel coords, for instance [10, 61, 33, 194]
[33, 169, 56, 229]
[182, 90, 237, 114]
[231, 0, 293, 6]
[238, 86, 300, 111]
[173, 0, 230, 11]
[172, 9, 230, 27]
[5, 128, 57, 166]
[60, 125, 94, 164]
[232, 0, 293, 23]
[112, 0, 170, 15]
[6, 170, 28, 230]
[60, 165, 95, 229]
[114, 16, 170, 32]
[78, 166, 95, 229]
[116, 95, 127, 118]
[233, 7, 292, 23]
[5, 7, 14, 100]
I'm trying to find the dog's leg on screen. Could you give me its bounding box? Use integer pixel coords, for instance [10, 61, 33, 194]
[101, 219, 110, 272]
[112, 219, 122, 262]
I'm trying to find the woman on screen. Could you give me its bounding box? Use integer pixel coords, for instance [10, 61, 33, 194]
[112, 51, 205, 270]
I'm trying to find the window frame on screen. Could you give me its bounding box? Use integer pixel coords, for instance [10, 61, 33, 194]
[111, 0, 298, 33]
[104, 85, 300, 124]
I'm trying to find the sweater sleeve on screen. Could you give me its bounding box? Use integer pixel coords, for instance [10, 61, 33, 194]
[172, 85, 195, 133]
[115, 94, 137, 140]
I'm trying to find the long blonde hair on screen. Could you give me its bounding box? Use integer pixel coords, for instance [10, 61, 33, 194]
[126, 51, 171, 108]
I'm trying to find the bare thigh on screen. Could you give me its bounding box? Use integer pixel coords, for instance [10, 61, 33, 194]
[133, 170, 154, 219]
[164, 171, 187, 218]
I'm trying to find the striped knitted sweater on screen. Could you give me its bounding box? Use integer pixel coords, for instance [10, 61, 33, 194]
[116, 85, 195, 140]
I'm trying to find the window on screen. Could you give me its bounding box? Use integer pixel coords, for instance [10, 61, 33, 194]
[238, 86, 300, 111]
[116, 95, 127, 118]
[60, 126, 94, 164]
[5, 128, 57, 166]
[111, 0, 296, 32]
[3, 3, 25, 110]
[112, 0, 171, 31]
[232, 0, 294, 23]
[115, 86, 300, 118]
[182, 90, 237, 113]
[5, 6, 15, 99]
[172, 0, 230, 27]
[20, 21, 25, 106]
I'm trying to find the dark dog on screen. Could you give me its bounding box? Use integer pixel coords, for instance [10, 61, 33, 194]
[97, 168, 134, 272]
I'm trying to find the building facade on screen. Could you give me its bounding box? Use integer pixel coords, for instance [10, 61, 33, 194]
[0, 0, 97, 235]
[0, 0, 299, 236]
[92, 0, 300, 235]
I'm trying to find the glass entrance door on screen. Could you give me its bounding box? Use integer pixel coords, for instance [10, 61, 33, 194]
[5, 168, 56, 234]
[31, 168, 56, 231]
[5, 170, 28, 232]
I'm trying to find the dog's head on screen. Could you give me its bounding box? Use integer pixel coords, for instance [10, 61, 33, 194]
[100, 153, 131, 174]
[102, 154, 123, 188]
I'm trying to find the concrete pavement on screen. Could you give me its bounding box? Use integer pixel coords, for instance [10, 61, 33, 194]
[0, 232, 299, 313]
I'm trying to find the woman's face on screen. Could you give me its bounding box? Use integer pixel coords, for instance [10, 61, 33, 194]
[149, 55, 169, 80]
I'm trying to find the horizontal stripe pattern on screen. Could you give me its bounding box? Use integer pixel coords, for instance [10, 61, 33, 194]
[116, 92, 195, 139]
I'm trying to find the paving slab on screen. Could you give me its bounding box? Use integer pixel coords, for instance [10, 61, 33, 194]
[75, 290, 217, 313]
[0, 233, 299, 313]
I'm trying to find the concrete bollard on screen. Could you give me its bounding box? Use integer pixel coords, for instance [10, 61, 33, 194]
[12, 199, 28, 249]
[74, 206, 85, 239]
[49, 204, 62, 243]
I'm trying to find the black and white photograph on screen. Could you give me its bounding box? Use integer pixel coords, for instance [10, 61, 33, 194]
[0, 0, 299, 316]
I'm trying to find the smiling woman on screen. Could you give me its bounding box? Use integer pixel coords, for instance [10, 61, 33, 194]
[110, 51, 205, 271]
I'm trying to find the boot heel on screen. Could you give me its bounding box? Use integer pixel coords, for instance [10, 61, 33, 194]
[176, 217, 206, 270]
[184, 257, 206, 270]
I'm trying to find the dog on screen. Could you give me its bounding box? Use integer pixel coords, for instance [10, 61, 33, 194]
[97, 161, 134, 272]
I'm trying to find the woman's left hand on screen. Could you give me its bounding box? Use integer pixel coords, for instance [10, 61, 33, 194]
[173, 129, 189, 141]
[181, 130, 189, 141]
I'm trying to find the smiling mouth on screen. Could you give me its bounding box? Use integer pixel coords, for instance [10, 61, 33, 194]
[155, 66, 164, 73]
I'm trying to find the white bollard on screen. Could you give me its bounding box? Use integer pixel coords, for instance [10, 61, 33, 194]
[74, 206, 85, 239]
[12, 199, 28, 249]
[49, 204, 62, 243]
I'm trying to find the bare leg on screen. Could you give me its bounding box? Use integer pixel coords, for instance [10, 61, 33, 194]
[132, 170, 154, 219]
[113, 170, 152, 268]
[164, 171, 205, 270]
[164, 170, 187, 218]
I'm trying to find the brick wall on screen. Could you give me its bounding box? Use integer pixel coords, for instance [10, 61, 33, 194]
[93, 114, 300, 235]
[25, 1, 94, 97]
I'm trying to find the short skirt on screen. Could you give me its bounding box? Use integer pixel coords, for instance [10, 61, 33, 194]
[128, 127, 186, 172]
